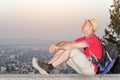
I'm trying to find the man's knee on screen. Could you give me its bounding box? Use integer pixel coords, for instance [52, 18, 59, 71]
[55, 50, 65, 54]
[70, 49, 81, 57]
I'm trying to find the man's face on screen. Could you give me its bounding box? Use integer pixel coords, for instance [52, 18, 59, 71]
[82, 20, 91, 33]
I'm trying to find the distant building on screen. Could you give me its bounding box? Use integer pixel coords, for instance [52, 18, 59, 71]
[0, 66, 6, 73]
[9, 55, 16, 59]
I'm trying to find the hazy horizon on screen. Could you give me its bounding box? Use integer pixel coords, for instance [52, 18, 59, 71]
[0, 0, 113, 42]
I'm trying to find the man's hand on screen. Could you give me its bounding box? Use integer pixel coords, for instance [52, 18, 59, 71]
[49, 45, 59, 53]
[49, 41, 75, 53]
[48, 41, 70, 53]
[55, 41, 74, 50]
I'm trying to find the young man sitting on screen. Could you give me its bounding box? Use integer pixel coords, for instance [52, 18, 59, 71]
[32, 18, 102, 75]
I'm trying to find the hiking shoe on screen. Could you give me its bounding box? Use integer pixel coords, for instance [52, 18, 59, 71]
[32, 57, 53, 74]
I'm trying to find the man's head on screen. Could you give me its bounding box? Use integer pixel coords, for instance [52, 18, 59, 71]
[82, 18, 98, 33]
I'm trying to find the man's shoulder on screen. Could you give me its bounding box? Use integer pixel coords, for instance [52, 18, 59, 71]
[75, 36, 86, 42]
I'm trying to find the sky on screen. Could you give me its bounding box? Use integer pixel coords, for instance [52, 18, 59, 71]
[0, 0, 113, 42]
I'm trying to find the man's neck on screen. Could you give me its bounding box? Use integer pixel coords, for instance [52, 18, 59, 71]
[85, 31, 94, 36]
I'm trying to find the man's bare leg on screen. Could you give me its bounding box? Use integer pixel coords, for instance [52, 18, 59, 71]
[48, 50, 65, 64]
[51, 50, 72, 67]
[32, 49, 72, 74]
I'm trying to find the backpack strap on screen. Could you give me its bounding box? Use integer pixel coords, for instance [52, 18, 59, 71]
[106, 50, 112, 62]
[89, 50, 99, 64]
[89, 47, 113, 65]
[103, 59, 116, 74]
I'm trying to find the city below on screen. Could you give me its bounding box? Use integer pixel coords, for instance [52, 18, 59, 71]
[0, 43, 76, 74]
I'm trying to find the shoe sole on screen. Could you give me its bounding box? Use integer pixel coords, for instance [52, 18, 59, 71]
[32, 57, 49, 75]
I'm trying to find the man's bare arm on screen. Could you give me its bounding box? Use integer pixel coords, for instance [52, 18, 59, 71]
[56, 41, 73, 47]
[49, 41, 88, 53]
[57, 41, 88, 50]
